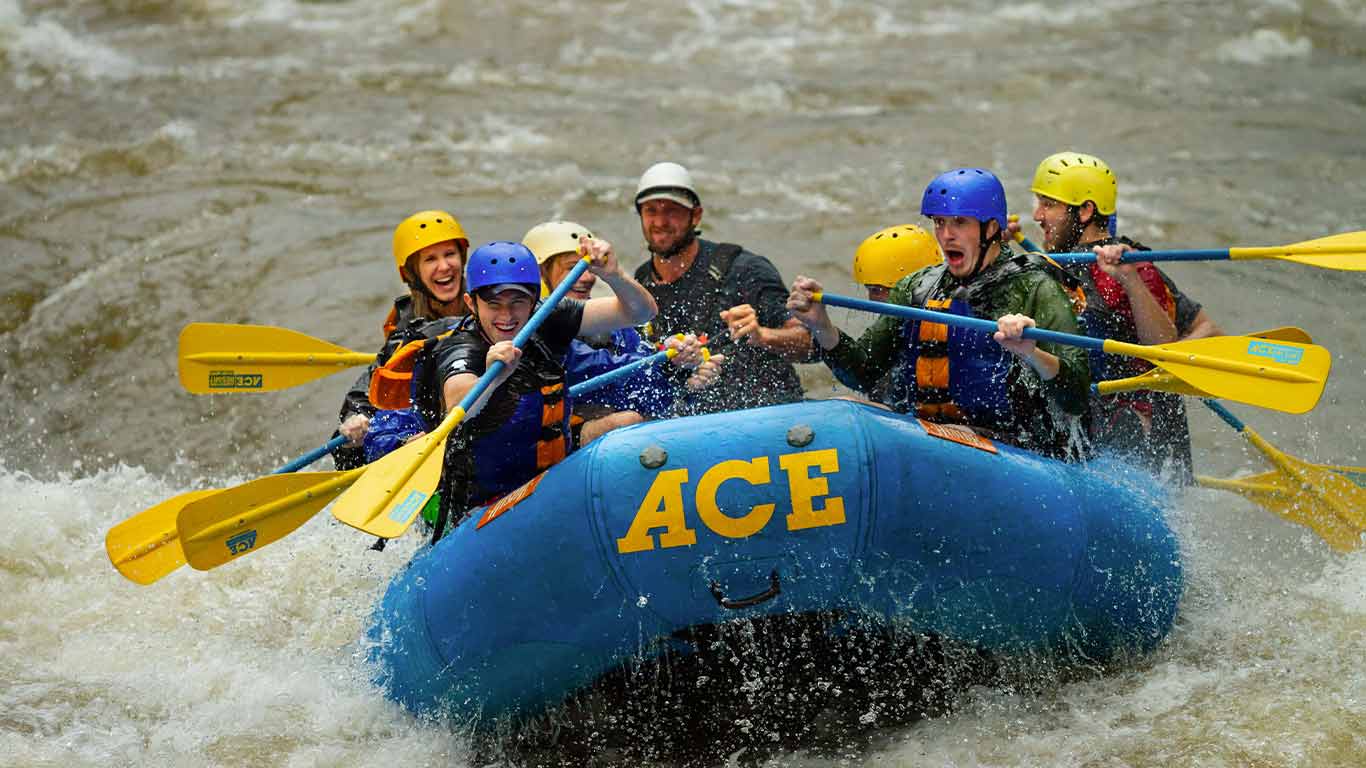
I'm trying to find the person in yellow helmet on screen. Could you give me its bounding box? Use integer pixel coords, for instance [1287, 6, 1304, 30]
[852, 224, 943, 303]
[826, 224, 945, 405]
[331, 210, 472, 470]
[1024, 152, 1221, 480]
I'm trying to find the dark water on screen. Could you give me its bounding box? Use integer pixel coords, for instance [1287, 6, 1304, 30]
[2, 1, 1365, 765]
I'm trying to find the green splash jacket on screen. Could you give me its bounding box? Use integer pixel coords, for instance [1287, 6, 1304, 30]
[823, 244, 1090, 457]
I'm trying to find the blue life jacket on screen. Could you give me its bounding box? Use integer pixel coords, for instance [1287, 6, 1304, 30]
[465, 376, 571, 498]
[362, 408, 427, 463]
[564, 330, 674, 418]
[890, 295, 1015, 432]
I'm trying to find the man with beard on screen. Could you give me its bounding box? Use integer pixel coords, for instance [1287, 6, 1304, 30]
[630, 161, 809, 414]
[1026, 151, 1221, 480]
[788, 168, 1091, 460]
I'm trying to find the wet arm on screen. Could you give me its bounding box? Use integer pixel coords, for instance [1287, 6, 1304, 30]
[820, 314, 901, 393]
[1025, 281, 1091, 414]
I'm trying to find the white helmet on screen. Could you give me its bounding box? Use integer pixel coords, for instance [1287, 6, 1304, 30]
[634, 161, 700, 212]
[522, 220, 594, 264]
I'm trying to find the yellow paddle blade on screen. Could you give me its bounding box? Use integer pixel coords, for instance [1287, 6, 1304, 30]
[178, 323, 374, 394]
[1096, 329, 1312, 398]
[1325, 465, 1366, 488]
[1247, 326, 1313, 344]
[1230, 231, 1366, 271]
[330, 430, 447, 539]
[1239, 426, 1366, 531]
[178, 470, 359, 570]
[1196, 471, 1364, 552]
[1104, 335, 1331, 415]
[1096, 369, 1213, 398]
[105, 488, 219, 585]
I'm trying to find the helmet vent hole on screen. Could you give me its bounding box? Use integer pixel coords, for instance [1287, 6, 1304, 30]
[419, 223, 427, 229]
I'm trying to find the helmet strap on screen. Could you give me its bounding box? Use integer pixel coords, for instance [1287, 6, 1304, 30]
[966, 220, 1003, 282]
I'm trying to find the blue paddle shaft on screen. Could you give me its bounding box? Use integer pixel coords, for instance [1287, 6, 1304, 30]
[1202, 399, 1246, 432]
[454, 258, 592, 415]
[568, 349, 670, 398]
[818, 292, 1105, 352]
[273, 435, 348, 474]
[1047, 249, 1231, 265]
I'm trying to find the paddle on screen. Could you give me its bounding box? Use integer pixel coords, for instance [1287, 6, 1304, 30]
[1006, 215, 1043, 254]
[179, 322, 375, 393]
[1042, 231, 1366, 272]
[812, 292, 1331, 414]
[105, 435, 348, 584]
[1094, 327, 1312, 399]
[147, 265, 658, 575]
[1195, 400, 1366, 552]
[568, 348, 675, 398]
[178, 468, 360, 571]
[331, 257, 593, 539]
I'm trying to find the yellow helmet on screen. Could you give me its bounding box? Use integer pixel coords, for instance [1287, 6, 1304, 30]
[391, 210, 468, 280]
[1029, 152, 1117, 215]
[521, 220, 593, 264]
[852, 225, 942, 287]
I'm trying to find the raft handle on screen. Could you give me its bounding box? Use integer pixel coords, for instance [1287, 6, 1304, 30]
[709, 570, 781, 610]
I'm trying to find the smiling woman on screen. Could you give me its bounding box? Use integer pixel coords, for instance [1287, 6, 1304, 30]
[330, 210, 473, 469]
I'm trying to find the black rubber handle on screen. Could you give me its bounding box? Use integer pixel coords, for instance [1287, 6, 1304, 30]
[709, 570, 781, 610]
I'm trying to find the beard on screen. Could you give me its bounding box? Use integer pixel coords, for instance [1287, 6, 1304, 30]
[1045, 209, 1087, 253]
[648, 227, 697, 260]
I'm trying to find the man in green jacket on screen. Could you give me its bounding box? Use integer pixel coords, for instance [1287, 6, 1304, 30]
[788, 168, 1091, 459]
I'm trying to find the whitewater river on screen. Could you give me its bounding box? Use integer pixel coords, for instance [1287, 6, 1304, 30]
[3, 0, 1364, 765]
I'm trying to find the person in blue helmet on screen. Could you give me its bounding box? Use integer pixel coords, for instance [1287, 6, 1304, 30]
[414, 235, 657, 538]
[787, 168, 1091, 459]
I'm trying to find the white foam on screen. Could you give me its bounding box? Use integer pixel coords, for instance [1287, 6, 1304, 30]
[0, 464, 466, 763]
[1215, 29, 1313, 64]
[439, 114, 552, 155]
[0, 1, 141, 86]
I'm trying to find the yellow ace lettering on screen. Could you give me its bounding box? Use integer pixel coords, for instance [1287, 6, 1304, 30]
[780, 448, 846, 531]
[615, 469, 696, 553]
[695, 458, 776, 539]
[616, 449, 846, 555]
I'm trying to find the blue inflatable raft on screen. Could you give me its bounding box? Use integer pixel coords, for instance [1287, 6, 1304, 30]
[367, 400, 1183, 720]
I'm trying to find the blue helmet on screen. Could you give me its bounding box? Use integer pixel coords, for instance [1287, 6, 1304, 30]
[464, 241, 541, 296]
[920, 168, 1008, 230]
